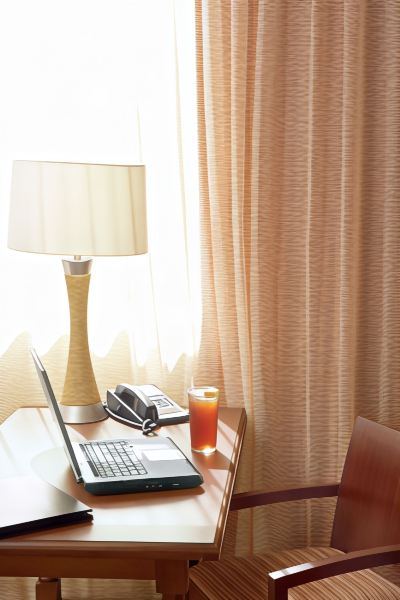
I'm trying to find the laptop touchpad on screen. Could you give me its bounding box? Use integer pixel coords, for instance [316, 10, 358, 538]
[143, 450, 186, 461]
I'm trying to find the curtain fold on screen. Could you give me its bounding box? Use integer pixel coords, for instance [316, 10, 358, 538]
[195, 0, 400, 557]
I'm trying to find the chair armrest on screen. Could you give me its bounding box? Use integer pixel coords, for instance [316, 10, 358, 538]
[268, 543, 400, 600]
[229, 483, 339, 511]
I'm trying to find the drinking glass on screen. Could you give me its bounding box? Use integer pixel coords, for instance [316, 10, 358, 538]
[188, 386, 219, 455]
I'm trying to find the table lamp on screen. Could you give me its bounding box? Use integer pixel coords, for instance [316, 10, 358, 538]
[8, 160, 147, 424]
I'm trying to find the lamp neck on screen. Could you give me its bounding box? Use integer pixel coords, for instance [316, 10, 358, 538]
[62, 257, 92, 276]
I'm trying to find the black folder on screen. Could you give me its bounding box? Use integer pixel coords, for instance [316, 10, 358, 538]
[0, 475, 93, 538]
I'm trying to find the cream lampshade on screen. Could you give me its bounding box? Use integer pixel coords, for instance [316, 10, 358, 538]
[8, 160, 147, 424]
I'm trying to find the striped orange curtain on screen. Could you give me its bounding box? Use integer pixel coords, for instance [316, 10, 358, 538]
[195, 0, 400, 556]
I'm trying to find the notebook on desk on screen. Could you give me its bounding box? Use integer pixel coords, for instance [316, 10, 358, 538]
[31, 349, 203, 496]
[0, 475, 92, 538]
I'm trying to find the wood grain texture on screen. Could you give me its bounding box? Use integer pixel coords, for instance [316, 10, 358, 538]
[331, 417, 400, 552]
[230, 483, 339, 511]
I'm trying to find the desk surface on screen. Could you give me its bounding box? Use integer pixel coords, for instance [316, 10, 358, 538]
[0, 406, 246, 563]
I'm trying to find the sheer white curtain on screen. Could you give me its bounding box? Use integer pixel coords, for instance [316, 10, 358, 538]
[0, 0, 200, 422]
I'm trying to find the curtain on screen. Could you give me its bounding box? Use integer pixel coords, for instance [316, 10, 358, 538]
[195, 0, 400, 559]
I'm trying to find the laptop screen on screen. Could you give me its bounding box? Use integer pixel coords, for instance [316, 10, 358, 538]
[31, 348, 83, 482]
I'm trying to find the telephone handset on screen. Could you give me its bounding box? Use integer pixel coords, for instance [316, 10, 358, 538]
[105, 383, 189, 434]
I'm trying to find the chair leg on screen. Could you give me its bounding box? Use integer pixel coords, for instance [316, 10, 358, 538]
[36, 577, 61, 600]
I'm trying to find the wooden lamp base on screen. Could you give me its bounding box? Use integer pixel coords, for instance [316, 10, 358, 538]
[60, 258, 107, 424]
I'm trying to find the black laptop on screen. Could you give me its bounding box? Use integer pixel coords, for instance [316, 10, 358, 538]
[0, 475, 92, 537]
[31, 349, 203, 496]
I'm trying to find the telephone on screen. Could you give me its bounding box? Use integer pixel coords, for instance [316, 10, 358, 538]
[105, 384, 189, 434]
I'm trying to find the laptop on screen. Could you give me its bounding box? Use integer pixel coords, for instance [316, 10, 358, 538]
[31, 349, 203, 496]
[0, 475, 92, 538]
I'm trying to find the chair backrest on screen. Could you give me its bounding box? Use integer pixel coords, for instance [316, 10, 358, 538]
[331, 416, 400, 552]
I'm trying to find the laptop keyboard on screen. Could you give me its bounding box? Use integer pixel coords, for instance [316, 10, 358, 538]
[80, 441, 148, 478]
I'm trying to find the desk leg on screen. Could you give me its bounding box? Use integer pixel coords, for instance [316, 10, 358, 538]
[155, 559, 189, 600]
[36, 577, 61, 600]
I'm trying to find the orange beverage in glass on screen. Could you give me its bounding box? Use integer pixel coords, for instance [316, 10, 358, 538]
[188, 387, 219, 454]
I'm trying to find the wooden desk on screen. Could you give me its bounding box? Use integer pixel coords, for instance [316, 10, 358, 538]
[0, 407, 246, 600]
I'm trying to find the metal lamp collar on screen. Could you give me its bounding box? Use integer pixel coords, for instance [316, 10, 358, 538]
[62, 257, 92, 276]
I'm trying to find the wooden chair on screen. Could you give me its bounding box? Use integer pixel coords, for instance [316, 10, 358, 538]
[189, 417, 400, 599]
